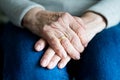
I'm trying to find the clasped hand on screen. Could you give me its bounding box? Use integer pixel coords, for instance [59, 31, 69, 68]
[23, 8, 105, 69]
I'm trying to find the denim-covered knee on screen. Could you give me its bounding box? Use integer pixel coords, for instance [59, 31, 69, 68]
[74, 25, 120, 80]
[2, 23, 41, 79]
[1, 23, 69, 80]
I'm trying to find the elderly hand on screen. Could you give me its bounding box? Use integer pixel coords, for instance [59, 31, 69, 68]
[22, 7, 87, 60]
[34, 12, 106, 69]
[34, 38, 71, 69]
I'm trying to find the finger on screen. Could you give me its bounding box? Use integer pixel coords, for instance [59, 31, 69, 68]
[58, 18, 84, 53]
[59, 12, 70, 26]
[47, 54, 61, 69]
[60, 37, 80, 60]
[58, 55, 71, 69]
[73, 17, 88, 47]
[40, 47, 55, 67]
[52, 22, 81, 60]
[46, 26, 68, 59]
[35, 38, 47, 51]
[65, 28, 85, 53]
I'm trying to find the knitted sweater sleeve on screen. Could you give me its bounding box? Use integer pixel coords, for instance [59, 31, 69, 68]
[88, 0, 120, 28]
[0, 0, 45, 27]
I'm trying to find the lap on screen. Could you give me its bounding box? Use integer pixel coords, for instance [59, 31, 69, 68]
[1, 23, 120, 80]
[0, 23, 69, 80]
[69, 23, 120, 80]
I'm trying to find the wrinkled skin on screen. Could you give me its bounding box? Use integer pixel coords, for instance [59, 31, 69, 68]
[23, 8, 106, 69]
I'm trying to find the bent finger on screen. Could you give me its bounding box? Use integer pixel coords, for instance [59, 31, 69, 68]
[40, 47, 55, 67]
[35, 38, 47, 51]
[59, 16, 84, 53]
[47, 54, 61, 69]
[60, 37, 80, 60]
[58, 55, 71, 69]
[73, 17, 88, 47]
[46, 31, 68, 59]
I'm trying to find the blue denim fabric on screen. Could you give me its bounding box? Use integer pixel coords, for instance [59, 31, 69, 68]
[0, 23, 69, 80]
[68, 23, 120, 80]
[0, 23, 120, 80]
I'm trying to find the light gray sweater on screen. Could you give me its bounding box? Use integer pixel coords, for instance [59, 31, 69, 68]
[0, 0, 120, 28]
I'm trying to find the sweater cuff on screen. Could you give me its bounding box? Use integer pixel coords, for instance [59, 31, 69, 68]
[13, 1, 45, 27]
[18, 5, 45, 27]
[87, 0, 120, 28]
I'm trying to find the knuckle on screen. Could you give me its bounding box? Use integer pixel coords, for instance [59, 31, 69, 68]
[63, 12, 69, 16]
[77, 26, 84, 34]
[61, 38, 68, 45]
[62, 12, 71, 18]
[43, 25, 50, 32]
[71, 36, 76, 41]
[56, 49, 62, 54]
[61, 39, 69, 49]
[78, 17, 83, 22]
[70, 35, 77, 44]
[49, 37, 56, 43]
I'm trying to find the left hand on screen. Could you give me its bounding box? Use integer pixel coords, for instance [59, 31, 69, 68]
[34, 38, 71, 69]
[40, 47, 71, 69]
[35, 12, 106, 69]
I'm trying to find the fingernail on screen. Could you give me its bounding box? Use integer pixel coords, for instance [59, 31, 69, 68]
[76, 55, 80, 60]
[41, 60, 47, 67]
[59, 63, 64, 69]
[48, 62, 54, 69]
[36, 45, 41, 51]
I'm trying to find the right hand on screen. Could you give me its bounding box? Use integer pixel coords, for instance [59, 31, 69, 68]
[22, 7, 87, 60]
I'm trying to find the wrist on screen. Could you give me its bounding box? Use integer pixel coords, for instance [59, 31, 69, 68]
[22, 7, 44, 28]
[81, 12, 106, 33]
